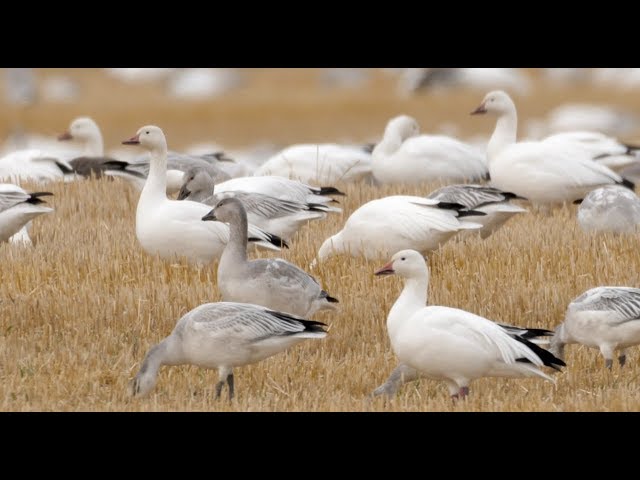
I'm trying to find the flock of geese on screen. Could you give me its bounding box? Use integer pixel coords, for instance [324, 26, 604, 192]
[3, 89, 640, 403]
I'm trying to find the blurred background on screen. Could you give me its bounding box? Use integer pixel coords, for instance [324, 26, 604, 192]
[3, 67, 640, 167]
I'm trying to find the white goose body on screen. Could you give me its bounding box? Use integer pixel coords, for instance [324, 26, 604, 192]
[123, 126, 283, 266]
[374, 250, 564, 397]
[472, 90, 628, 205]
[577, 185, 640, 233]
[254, 143, 372, 184]
[372, 115, 488, 185]
[317, 195, 482, 261]
[0, 183, 53, 243]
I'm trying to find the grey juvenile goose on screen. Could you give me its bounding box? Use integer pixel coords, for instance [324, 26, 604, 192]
[130, 302, 328, 399]
[202, 197, 339, 317]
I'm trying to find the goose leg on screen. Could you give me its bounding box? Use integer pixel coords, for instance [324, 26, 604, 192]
[459, 386, 470, 398]
[215, 380, 225, 399]
[600, 345, 614, 370]
[446, 380, 460, 401]
[618, 350, 627, 368]
[371, 363, 421, 398]
[227, 373, 235, 401]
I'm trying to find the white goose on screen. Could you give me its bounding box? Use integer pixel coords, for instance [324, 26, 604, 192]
[471, 90, 632, 206]
[122, 126, 285, 266]
[130, 301, 328, 399]
[426, 184, 527, 239]
[371, 115, 488, 185]
[214, 175, 344, 206]
[58, 116, 231, 191]
[203, 198, 338, 317]
[0, 183, 53, 244]
[374, 249, 565, 398]
[316, 195, 483, 262]
[550, 287, 640, 370]
[253, 143, 372, 184]
[179, 167, 332, 242]
[577, 185, 640, 233]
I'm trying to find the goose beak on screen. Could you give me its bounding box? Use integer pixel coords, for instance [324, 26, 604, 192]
[122, 134, 140, 145]
[177, 185, 191, 201]
[374, 261, 395, 276]
[57, 131, 73, 141]
[202, 210, 217, 221]
[470, 103, 487, 115]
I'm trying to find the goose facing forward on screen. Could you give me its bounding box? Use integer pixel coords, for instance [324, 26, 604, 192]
[180, 166, 333, 242]
[550, 287, 640, 369]
[316, 195, 484, 262]
[202, 197, 338, 317]
[471, 90, 633, 205]
[130, 302, 328, 399]
[0, 184, 53, 243]
[374, 249, 564, 398]
[122, 126, 285, 266]
[371, 115, 488, 185]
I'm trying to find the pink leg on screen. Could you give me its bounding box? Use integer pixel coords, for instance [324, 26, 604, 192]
[459, 386, 469, 398]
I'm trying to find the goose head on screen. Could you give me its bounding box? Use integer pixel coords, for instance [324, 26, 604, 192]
[177, 167, 214, 201]
[470, 90, 515, 116]
[385, 115, 420, 141]
[201, 196, 245, 223]
[58, 116, 100, 143]
[122, 125, 167, 153]
[375, 249, 427, 279]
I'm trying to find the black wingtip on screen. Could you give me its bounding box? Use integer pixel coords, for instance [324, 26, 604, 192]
[436, 201, 467, 211]
[362, 142, 376, 154]
[54, 160, 74, 174]
[318, 186, 346, 196]
[513, 336, 566, 371]
[27, 192, 54, 204]
[619, 178, 636, 191]
[456, 209, 487, 218]
[623, 142, 640, 153]
[322, 292, 339, 303]
[573, 198, 584, 205]
[265, 310, 328, 334]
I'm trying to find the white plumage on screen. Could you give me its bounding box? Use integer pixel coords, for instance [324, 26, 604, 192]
[577, 185, 640, 233]
[0, 183, 53, 243]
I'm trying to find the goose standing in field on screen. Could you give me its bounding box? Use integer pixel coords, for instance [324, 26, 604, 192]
[374, 249, 565, 399]
[550, 287, 640, 369]
[371, 115, 488, 185]
[576, 185, 640, 233]
[0, 183, 53, 244]
[253, 143, 373, 184]
[372, 325, 555, 398]
[130, 301, 328, 399]
[58, 116, 231, 191]
[426, 184, 527, 239]
[202, 198, 338, 317]
[214, 175, 344, 206]
[180, 167, 333, 242]
[122, 125, 285, 266]
[316, 195, 484, 262]
[470, 90, 634, 206]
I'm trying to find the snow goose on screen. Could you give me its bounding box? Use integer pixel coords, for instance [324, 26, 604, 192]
[0, 183, 53, 243]
[374, 249, 565, 398]
[122, 125, 285, 266]
[202, 198, 338, 317]
[471, 90, 633, 206]
[550, 287, 640, 369]
[316, 195, 484, 262]
[180, 167, 333, 242]
[130, 302, 328, 399]
[253, 143, 372, 184]
[372, 325, 555, 398]
[58, 116, 231, 190]
[576, 185, 640, 233]
[371, 115, 488, 185]
[214, 175, 344, 206]
[426, 184, 527, 239]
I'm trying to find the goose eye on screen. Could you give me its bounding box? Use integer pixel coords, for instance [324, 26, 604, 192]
[401, 257, 406, 261]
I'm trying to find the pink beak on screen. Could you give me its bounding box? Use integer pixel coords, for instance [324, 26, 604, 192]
[122, 133, 140, 145]
[374, 261, 395, 276]
[58, 131, 73, 141]
[470, 103, 487, 115]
